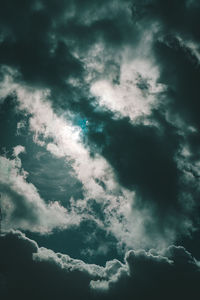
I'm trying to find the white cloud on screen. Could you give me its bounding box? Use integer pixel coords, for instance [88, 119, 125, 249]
[13, 145, 26, 157]
[0, 66, 179, 250]
[0, 154, 81, 233]
[90, 67, 162, 122]
[78, 22, 165, 124]
[13, 77, 154, 249]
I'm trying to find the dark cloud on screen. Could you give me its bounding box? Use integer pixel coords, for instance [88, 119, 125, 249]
[88, 113, 180, 208]
[132, 0, 200, 131]
[121, 0, 200, 237]
[0, 95, 26, 157]
[130, 0, 200, 133]
[116, 246, 200, 300]
[132, 0, 200, 41]
[0, 0, 82, 89]
[86, 109, 192, 239]
[154, 36, 200, 130]
[0, 231, 93, 300]
[58, 4, 138, 52]
[0, 0, 136, 95]
[0, 231, 199, 300]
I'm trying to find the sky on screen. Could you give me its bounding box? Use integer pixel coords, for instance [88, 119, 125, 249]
[0, 0, 200, 299]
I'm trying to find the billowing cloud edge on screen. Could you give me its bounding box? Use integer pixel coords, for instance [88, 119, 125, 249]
[0, 230, 199, 299]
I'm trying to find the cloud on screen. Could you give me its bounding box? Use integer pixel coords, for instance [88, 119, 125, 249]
[86, 109, 197, 241]
[90, 59, 164, 123]
[0, 0, 83, 89]
[0, 231, 127, 300]
[0, 153, 81, 233]
[0, 50, 197, 250]
[0, 0, 200, 275]
[132, 0, 200, 141]
[13, 145, 25, 157]
[154, 36, 200, 130]
[132, 0, 200, 42]
[0, 231, 199, 300]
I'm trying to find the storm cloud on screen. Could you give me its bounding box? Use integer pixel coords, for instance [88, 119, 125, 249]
[0, 231, 199, 300]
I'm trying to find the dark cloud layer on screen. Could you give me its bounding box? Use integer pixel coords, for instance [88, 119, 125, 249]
[0, 0, 83, 88]
[132, 0, 200, 41]
[0, 231, 199, 300]
[88, 113, 180, 207]
[0, 231, 92, 300]
[0, 96, 26, 156]
[133, 0, 200, 140]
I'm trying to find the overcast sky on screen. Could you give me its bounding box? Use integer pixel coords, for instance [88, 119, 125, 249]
[0, 1, 200, 299]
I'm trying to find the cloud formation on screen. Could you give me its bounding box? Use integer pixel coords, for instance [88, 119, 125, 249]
[0, 231, 199, 300]
[1, 0, 200, 297]
[0, 152, 80, 233]
[0, 0, 199, 249]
